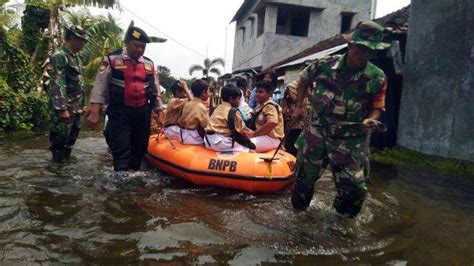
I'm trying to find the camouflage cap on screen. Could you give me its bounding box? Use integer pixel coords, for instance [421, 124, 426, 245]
[351, 21, 390, 50]
[65, 25, 87, 40]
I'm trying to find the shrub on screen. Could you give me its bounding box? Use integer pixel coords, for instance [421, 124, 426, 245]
[0, 78, 49, 131]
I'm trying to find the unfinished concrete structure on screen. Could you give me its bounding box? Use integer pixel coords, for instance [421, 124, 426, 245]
[231, 0, 375, 73]
[397, 0, 474, 162]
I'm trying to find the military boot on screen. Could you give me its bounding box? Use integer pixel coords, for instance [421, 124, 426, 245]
[51, 150, 66, 163]
[290, 171, 315, 210]
[333, 180, 367, 218]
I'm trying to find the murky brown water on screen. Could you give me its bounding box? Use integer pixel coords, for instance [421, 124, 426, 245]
[1, 131, 473, 265]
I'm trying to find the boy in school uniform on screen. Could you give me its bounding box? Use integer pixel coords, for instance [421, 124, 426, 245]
[243, 80, 285, 152]
[177, 79, 210, 145]
[161, 80, 193, 139]
[204, 84, 255, 152]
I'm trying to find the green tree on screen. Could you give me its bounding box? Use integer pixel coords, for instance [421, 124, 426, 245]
[62, 10, 122, 65]
[0, 0, 17, 29]
[21, 2, 50, 56]
[157, 65, 176, 89]
[188, 57, 225, 81]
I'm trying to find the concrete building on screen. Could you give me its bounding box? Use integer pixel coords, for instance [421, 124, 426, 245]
[231, 0, 375, 73]
[397, 0, 474, 162]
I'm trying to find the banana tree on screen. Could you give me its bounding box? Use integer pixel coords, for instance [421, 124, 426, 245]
[30, 0, 118, 92]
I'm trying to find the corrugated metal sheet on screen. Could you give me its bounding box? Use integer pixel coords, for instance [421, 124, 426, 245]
[277, 44, 347, 69]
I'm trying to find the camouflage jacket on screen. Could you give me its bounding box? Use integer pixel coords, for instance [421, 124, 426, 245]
[48, 45, 85, 114]
[299, 53, 386, 131]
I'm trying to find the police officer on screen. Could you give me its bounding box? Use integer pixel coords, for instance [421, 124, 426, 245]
[86, 26, 163, 171]
[48, 25, 87, 162]
[291, 21, 389, 217]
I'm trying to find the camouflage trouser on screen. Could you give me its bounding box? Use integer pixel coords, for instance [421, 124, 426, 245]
[49, 113, 81, 162]
[291, 124, 368, 217]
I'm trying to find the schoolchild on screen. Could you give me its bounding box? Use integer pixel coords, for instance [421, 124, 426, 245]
[204, 84, 255, 152]
[177, 79, 210, 144]
[161, 80, 193, 139]
[243, 80, 284, 152]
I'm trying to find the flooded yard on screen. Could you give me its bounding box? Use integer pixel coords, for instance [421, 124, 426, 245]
[1, 131, 473, 264]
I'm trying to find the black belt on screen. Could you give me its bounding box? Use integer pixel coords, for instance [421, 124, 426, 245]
[205, 130, 218, 135]
[164, 124, 178, 128]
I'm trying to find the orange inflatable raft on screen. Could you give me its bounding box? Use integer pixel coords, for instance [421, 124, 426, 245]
[145, 134, 296, 192]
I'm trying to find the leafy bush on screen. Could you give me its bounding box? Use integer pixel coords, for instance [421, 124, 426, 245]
[0, 30, 37, 92]
[0, 78, 25, 130]
[0, 78, 49, 131]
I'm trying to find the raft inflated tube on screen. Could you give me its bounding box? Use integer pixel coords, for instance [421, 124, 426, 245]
[145, 134, 296, 192]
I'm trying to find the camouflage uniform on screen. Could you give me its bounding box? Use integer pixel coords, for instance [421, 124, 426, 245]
[48, 27, 87, 162]
[291, 21, 389, 217]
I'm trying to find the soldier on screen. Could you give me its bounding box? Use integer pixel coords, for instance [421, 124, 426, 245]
[48, 25, 87, 162]
[86, 26, 164, 171]
[291, 21, 389, 218]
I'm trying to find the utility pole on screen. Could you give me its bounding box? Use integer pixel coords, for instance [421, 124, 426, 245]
[224, 26, 228, 73]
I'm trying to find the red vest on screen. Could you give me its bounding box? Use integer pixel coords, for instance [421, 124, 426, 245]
[107, 49, 155, 107]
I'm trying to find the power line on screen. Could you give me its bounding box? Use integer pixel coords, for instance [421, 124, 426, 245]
[121, 5, 208, 59]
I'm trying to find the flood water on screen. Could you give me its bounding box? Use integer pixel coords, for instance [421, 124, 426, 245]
[1, 131, 473, 265]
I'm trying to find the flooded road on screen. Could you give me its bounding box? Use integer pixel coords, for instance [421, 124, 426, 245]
[1, 131, 473, 264]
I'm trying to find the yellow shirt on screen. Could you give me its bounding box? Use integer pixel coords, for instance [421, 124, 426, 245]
[178, 98, 209, 129]
[163, 98, 187, 126]
[206, 102, 245, 137]
[255, 99, 284, 139]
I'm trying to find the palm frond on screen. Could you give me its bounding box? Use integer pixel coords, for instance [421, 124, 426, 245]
[189, 64, 204, 76]
[210, 57, 225, 67]
[209, 67, 221, 77]
[203, 58, 211, 69]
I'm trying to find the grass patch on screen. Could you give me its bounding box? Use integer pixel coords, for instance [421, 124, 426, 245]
[370, 146, 474, 178]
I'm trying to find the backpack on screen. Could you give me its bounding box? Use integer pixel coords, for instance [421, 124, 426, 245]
[227, 108, 256, 150]
[245, 102, 281, 130]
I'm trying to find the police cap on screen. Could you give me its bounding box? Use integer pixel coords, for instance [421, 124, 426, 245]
[125, 26, 150, 43]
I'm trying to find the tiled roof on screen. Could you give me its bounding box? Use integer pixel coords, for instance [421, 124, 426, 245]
[269, 5, 410, 70]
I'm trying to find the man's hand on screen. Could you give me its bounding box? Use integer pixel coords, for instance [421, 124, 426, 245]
[86, 103, 101, 130]
[292, 106, 304, 121]
[82, 105, 90, 117]
[59, 110, 70, 120]
[362, 118, 386, 131]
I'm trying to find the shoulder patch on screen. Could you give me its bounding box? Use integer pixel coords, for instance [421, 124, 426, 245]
[144, 63, 153, 71]
[113, 58, 127, 70]
[143, 56, 154, 64]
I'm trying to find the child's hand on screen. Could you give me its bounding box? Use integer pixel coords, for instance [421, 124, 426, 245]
[242, 129, 254, 139]
[179, 80, 188, 90]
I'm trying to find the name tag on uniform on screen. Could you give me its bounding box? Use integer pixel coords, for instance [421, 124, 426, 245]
[114, 59, 127, 70]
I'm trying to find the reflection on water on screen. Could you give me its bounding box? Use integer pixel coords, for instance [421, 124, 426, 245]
[0, 132, 473, 264]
